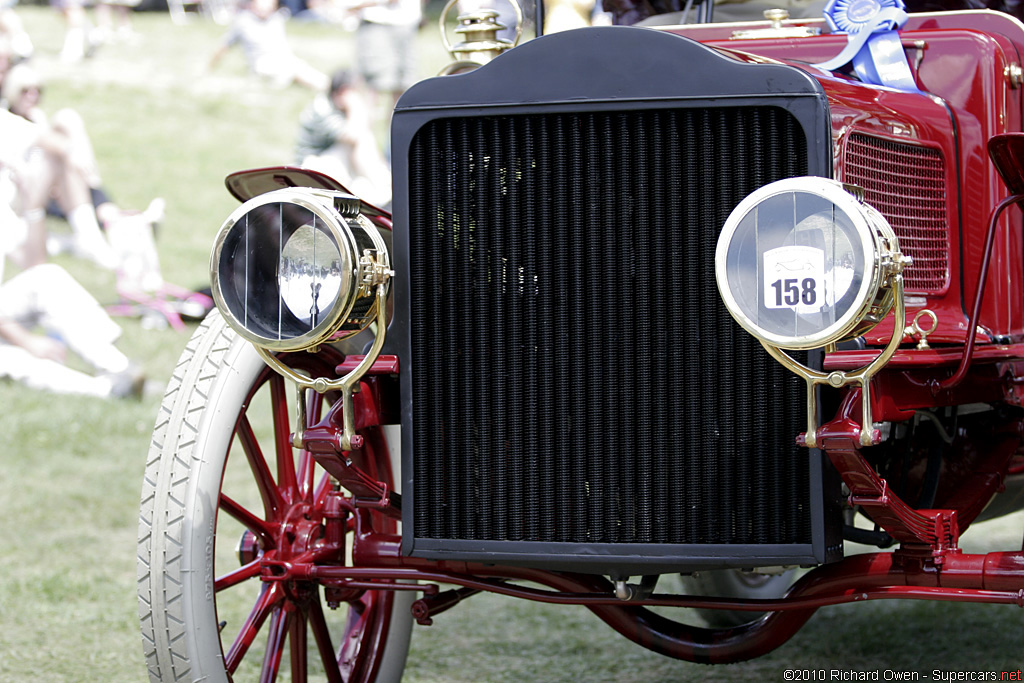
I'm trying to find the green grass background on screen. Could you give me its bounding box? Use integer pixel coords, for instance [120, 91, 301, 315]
[1, 5, 1023, 681]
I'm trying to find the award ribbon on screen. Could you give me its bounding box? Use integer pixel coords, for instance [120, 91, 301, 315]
[814, 0, 919, 92]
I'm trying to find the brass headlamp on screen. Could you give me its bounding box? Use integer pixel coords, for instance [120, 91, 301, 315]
[717, 177, 901, 350]
[210, 187, 393, 452]
[716, 177, 910, 447]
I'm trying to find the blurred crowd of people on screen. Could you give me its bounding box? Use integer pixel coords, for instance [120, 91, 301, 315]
[0, 0, 432, 400]
[0, 37, 162, 398]
[0, 0, 626, 401]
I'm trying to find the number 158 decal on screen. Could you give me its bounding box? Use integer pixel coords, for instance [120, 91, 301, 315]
[763, 246, 825, 313]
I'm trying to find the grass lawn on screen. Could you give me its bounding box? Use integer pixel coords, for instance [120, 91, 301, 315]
[1, 5, 1023, 682]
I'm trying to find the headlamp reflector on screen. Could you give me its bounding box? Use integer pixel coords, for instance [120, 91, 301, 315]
[279, 223, 345, 327]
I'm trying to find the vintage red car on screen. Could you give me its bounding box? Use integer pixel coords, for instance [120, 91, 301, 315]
[138, 1, 1024, 680]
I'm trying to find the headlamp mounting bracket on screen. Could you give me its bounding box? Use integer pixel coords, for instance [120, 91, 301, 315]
[256, 282, 390, 453]
[763, 272, 906, 449]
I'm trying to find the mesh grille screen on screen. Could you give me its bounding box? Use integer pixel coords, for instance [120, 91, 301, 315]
[844, 134, 949, 293]
[408, 107, 813, 546]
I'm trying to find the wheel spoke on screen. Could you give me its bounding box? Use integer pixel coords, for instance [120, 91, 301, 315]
[290, 603, 308, 682]
[237, 413, 285, 517]
[269, 374, 298, 503]
[259, 605, 289, 683]
[297, 449, 315, 504]
[308, 596, 345, 683]
[313, 472, 333, 510]
[225, 583, 283, 674]
[215, 560, 262, 593]
[143, 319, 412, 683]
[220, 492, 275, 549]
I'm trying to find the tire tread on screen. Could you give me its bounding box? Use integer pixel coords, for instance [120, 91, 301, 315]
[138, 313, 229, 683]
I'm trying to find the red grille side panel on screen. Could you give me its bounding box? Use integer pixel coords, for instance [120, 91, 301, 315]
[844, 133, 950, 294]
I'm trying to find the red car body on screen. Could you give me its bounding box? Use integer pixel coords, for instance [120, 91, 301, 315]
[138, 8, 1024, 681]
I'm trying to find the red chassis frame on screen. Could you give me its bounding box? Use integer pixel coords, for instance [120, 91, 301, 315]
[257, 350, 1024, 666]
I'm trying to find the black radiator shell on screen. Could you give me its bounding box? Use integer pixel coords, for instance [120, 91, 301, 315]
[390, 26, 841, 574]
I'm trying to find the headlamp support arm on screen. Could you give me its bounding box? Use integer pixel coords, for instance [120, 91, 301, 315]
[257, 280, 390, 453]
[762, 273, 905, 448]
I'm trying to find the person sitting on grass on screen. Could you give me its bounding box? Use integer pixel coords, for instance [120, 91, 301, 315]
[0, 169, 145, 400]
[2, 63, 167, 297]
[295, 68, 391, 207]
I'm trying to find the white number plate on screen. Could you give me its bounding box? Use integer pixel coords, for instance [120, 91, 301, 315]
[763, 246, 825, 313]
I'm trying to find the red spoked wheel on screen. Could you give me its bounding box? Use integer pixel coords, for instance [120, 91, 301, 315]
[138, 311, 412, 682]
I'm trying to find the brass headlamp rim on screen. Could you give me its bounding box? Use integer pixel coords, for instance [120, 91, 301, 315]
[716, 176, 897, 351]
[210, 187, 388, 353]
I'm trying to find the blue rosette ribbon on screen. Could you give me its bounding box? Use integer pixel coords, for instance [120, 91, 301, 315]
[814, 0, 919, 92]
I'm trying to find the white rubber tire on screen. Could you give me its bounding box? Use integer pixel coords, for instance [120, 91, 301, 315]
[137, 310, 413, 682]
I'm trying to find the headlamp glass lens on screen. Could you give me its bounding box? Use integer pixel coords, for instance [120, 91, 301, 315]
[216, 200, 350, 347]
